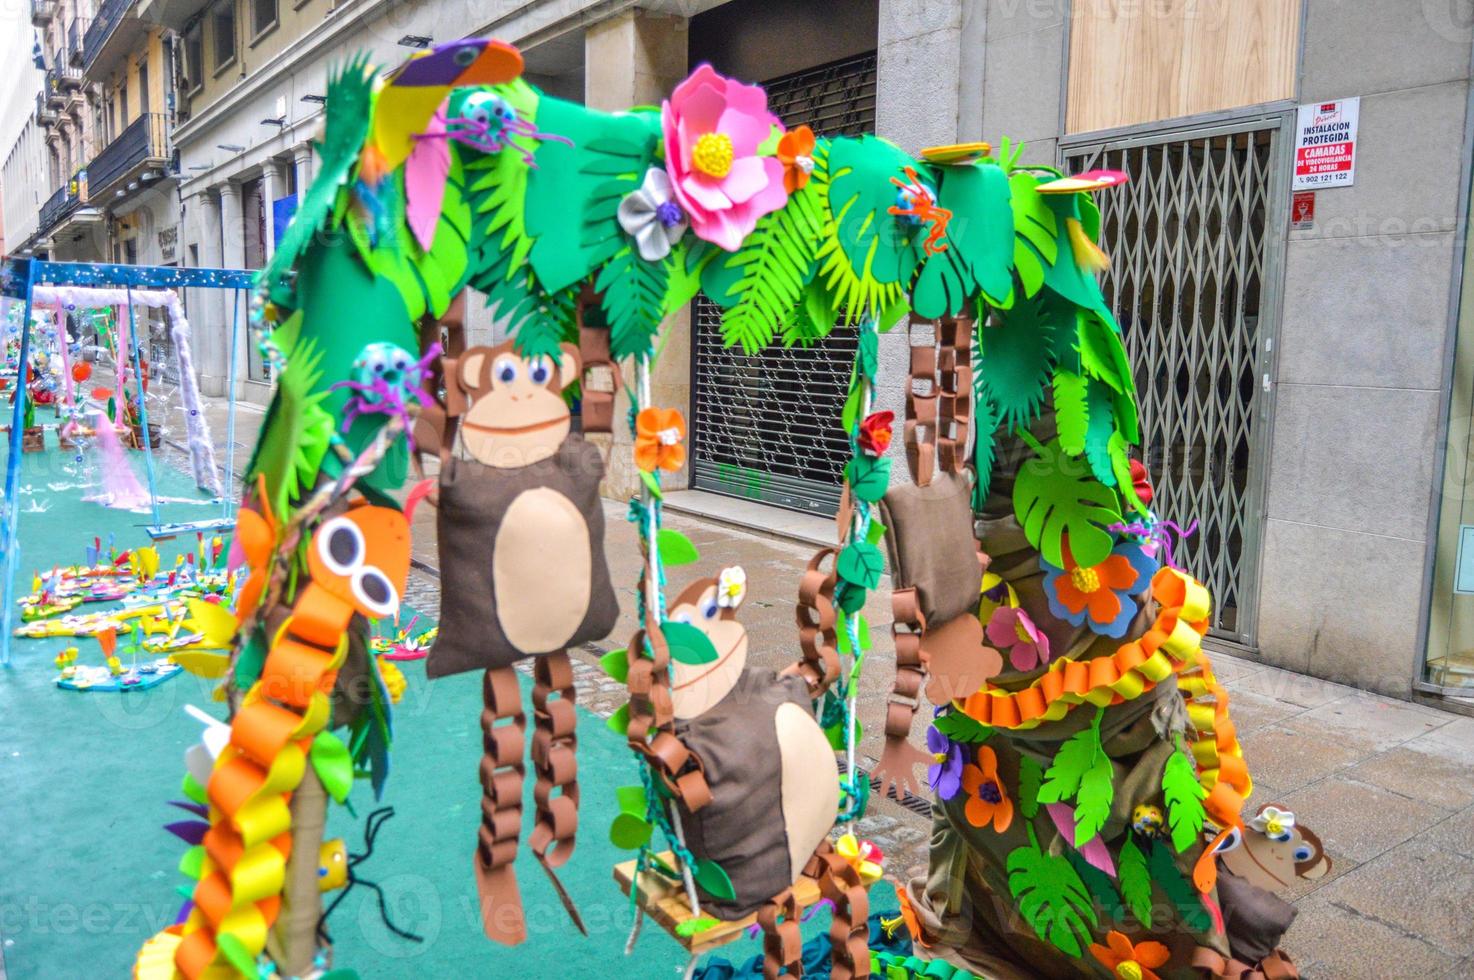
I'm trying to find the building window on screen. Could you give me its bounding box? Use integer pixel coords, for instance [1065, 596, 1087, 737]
[119, 84, 128, 127]
[138, 60, 150, 116]
[213, 2, 237, 72]
[183, 23, 204, 93]
[251, 0, 277, 39]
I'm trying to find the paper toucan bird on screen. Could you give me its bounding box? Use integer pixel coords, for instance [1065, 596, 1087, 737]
[358, 38, 524, 186]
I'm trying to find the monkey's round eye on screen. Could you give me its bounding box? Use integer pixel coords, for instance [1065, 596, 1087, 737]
[352, 567, 399, 618]
[492, 354, 519, 385]
[701, 599, 719, 620]
[317, 517, 364, 575]
[453, 46, 478, 67]
[1293, 844, 1314, 863]
[1211, 826, 1243, 855]
[528, 358, 552, 385]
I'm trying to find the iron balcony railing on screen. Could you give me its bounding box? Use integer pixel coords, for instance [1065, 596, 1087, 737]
[35, 91, 56, 126]
[84, 0, 133, 72]
[38, 173, 86, 232]
[88, 112, 169, 195]
[68, 18, 89, 67]
[45, 69, 64, 108]
[57, 65, 83, 90]
[31, 0, 56, 27]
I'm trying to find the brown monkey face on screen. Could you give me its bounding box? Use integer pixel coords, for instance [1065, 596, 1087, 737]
[457, 342, 578, 469]
[668, 572, 749, 719]
[1219, 804, 1331, 890]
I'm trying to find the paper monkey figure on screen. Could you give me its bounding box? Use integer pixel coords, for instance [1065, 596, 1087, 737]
[426, 339, 618, 945]
[661, 569, 870, 978]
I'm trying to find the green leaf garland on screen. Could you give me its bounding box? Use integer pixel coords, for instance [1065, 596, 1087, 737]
[837, 541, 885, 590]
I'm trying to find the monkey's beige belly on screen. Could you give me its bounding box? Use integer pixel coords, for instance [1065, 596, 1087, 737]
[493, 487, 592, 653]
[776, 702, 841, 882]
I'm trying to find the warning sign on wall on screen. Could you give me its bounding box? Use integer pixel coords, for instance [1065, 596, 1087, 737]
[1293, 98, 1359, 190]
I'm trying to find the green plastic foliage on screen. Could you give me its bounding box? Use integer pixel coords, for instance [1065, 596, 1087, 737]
[1162, 748, 1208, 853]
[845, 455, 891, 503]
[1013, 436, 1123, 568]
[694, 859, 737, 901]
[976, 295, 1056, 431]
[656, 529, 700, 566]
[1006, 842, 1098, 957]
[663, 621, 720, 665]
[818, 137, 919, 321]
[1118, 836, 1155, 928]
[1148, 839, 1211, 932]
[261, 53, 374, 291]
[310, 730, 354, 804]
[525, 98, 660, 293]
[720, 173, 825, 354]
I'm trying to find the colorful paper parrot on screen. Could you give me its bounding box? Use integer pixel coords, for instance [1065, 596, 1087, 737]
[357, 38, 524, 186]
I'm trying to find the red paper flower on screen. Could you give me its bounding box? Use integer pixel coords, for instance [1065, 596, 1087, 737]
[858, 411, 894, 457]
[1130, 459, 1153, 505]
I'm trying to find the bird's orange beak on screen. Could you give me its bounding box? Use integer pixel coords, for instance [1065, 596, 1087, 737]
[459, 40, 523, 85]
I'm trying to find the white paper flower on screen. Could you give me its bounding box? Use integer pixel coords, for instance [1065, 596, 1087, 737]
[617, 167, 688, 262]
[717, 566, 747, 609]
[1250, 805, 1296, 842]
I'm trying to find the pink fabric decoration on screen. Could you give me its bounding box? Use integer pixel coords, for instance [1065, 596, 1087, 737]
[405, 107, 452, 252]
[85, 412, 151, 511]
[1045, 802, 1117, 877]
[661, 64, 789, 251]
[986, 605, 1052, 671]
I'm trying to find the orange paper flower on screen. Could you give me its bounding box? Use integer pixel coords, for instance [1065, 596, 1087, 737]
[776, 124, 817, 194]
[894, 884, 929, 947]
[961, 745, 1013, 833]
[1089, 930, 1170, 980]
[634, 407, 687, 473]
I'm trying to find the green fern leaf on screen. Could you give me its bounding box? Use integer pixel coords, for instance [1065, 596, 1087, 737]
[1118, 836, 1154, 928]
[972, 396, 999, 510]
[1037, 715, 1103, 807]
[1053, 370, 1089, 455]
[1018, 754, 1044, 820]
[1163, 748, 1208, 854]
[597, 245, 669, 360]
[1007, 843, 1098, 957]
[720, 183, 822, 354]
[1084, 378, 1118, 486]
[1073, 747, 1114, 846]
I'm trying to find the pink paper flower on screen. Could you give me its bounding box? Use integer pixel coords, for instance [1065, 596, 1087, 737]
[661, 64, 789, 251]
[985, 605, 1052, 672]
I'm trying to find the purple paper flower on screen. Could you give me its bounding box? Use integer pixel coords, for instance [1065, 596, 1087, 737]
[986, 605, 1052, 672]
[926, 725, 964, 801]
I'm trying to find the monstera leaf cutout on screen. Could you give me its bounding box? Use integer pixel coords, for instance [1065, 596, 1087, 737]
[817, 137, 918, 320]
[1013, 436, 1122, 568]
[1006, 843, 1097, 957]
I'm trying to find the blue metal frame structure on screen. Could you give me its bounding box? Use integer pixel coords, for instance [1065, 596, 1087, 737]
[1, 259, 256, 665]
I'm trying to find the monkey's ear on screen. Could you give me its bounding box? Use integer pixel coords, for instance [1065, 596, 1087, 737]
[459, 349, 489, 393]
[557, 342, 581, 391]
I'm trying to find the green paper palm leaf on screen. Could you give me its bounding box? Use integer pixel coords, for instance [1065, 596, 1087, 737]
[720, 175, 825, 354]
[597, 245, 670, 360]
[260, 53, 375, 293]
[1006, 843, 1098, 957]
[1148, 838, 1212, 932]
[1119, 836, 1154, 927]
[1162, 748, 1208, 853]
[247, 331, 334, 518]
[1013, 436, 1122, 568]
[976, 294, 1056, 432]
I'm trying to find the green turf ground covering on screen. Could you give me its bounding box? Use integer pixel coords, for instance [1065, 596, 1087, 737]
[1, 447, 883, 977]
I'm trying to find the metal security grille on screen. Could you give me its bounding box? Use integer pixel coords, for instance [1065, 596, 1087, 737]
[1063, 119, 1289, 645]
[690, 53, 877, 516]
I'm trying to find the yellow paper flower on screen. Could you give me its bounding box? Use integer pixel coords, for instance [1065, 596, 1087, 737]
[378, 656, 407, 704]
[835, 833, 884, 884]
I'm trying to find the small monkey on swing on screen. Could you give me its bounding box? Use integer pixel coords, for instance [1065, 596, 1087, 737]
[426, 339, 618, 945]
